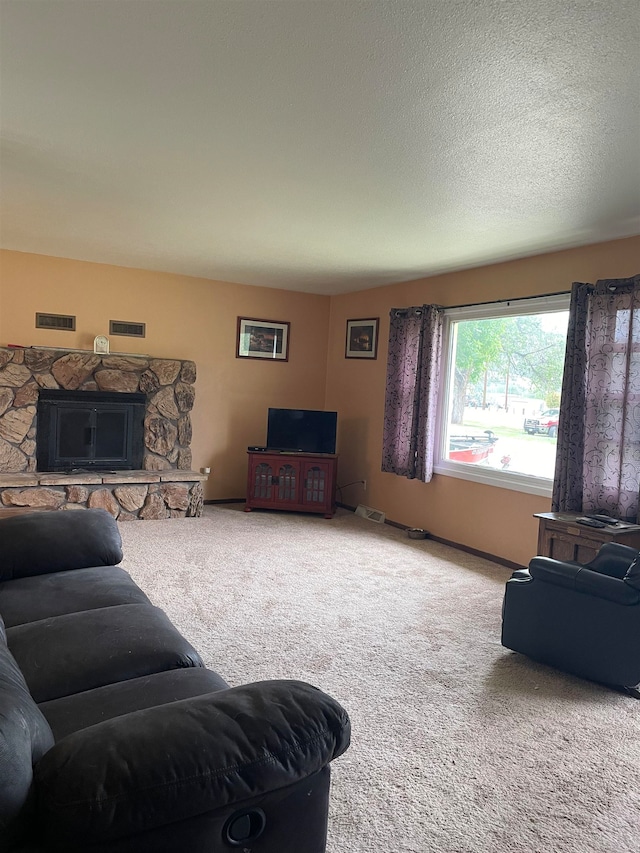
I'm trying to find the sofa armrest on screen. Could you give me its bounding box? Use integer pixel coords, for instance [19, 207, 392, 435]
[0, 509, 122, 580]
[529, 557, 640, 605]
[528, 557, 581, 589]
[33, 679, 351, 845]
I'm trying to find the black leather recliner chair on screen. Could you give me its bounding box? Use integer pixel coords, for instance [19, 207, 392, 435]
[501, 542, 640, 697]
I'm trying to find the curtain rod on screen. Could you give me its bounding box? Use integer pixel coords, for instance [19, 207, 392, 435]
[394, 277, 637, 316]
[393, 288, 573, 317]
[445, 278, 636, 310]
[441, 288, 574, 311]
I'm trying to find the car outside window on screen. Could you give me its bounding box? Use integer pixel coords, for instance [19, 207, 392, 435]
[523, 409, 559, 437]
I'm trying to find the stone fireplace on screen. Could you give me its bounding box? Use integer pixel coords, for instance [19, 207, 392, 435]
[0, 347, 207, 519]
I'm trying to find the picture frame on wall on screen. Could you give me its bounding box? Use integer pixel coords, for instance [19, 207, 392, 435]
[345, 318, 379, 359]
[237, 317, 290, 361]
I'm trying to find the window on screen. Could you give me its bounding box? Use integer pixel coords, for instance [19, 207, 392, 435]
[433, 294, 570, 496]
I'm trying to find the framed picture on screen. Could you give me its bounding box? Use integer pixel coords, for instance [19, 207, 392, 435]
[237, 317, 290, 361]
[345, 318, 379, 359]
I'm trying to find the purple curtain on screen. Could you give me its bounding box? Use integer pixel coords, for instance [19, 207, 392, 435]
[381, 305, 443, 481]
[551, 283, 590, 512]
[552, 274, 640, 520]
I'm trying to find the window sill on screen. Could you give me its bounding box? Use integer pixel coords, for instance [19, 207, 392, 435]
[432, 460, 553, 497]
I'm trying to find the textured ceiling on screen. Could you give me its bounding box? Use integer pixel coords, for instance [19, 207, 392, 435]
[1, 1, 639, 295]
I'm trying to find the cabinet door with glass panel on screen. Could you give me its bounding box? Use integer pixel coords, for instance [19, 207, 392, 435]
[300, 460, 336, 515]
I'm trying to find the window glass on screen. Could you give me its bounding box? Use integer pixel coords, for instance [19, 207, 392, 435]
[434, 295, 570, 496]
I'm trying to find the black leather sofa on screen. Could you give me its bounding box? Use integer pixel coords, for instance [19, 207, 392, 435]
[0, 509, 351, 853]
[501, 541, 640, 697]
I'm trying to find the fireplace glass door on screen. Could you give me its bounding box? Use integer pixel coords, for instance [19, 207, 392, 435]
[57, 408, 129, 462]
[37, 390, 145, 472]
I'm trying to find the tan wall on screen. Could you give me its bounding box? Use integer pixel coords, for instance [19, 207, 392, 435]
[325, 236, 640, 566]
[0, 250, 330, 499]
[2, 237, 638, 565]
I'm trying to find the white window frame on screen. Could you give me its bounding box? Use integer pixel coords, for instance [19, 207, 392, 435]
[433, 293, 571, 497]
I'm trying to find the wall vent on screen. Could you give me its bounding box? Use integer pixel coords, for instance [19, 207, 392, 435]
[109, 320, 146, 338]
[355, 504, 386, 523]
[35, 312, 76, 331]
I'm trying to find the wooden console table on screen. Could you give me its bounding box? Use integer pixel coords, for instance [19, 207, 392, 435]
[534, 512, 640, 563]
[245, 451, 337, 518]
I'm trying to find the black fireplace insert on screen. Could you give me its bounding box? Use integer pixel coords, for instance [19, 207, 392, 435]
[36, 389, 146, 472]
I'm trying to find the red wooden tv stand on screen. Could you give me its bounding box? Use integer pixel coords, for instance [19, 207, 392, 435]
[244, 450, 338, 518]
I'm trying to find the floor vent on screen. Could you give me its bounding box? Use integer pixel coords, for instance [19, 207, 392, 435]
[110, 320, 146, 338]
[355, 504, 386, 523]
[35, 312, 76, 331]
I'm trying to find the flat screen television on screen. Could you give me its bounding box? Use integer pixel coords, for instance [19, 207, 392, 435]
[266, 408, 337, 455]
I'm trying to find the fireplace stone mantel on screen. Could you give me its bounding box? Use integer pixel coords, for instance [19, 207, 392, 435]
[0, 346, 207, 519]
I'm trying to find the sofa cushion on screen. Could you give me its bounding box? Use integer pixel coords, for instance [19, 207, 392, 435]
[0, 508, 122, 581]
[40, 668, 230, 741]
[0, 565, 151, 629]
[0, 634, 55, 851]
[6, 604, 203, 703]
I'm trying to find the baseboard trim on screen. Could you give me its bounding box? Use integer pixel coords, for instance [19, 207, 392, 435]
[336, 501, 522, 571]
[423, 534, 522, 571]
[204, 498, 245, 505]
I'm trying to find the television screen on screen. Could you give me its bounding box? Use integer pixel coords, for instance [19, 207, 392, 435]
[266, 408, 337, 454]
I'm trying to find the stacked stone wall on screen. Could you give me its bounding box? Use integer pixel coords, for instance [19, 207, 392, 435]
[0, 347, 205, 519]
[0, 474, 204, 520]
[0, 347, 196, 474]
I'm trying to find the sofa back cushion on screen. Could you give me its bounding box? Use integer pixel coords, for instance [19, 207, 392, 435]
[0, 509, 123, 581]
[0, 631, 55, 851]
[7, 604, 203, 704]
[0, 565, 152, 629]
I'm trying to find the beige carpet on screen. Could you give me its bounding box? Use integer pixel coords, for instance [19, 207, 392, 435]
[118, 505, 639, 853]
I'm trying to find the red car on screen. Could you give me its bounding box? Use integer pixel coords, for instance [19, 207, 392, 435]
[523, 408, 559, 437]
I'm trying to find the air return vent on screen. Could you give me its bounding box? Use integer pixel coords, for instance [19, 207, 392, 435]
[355, 504, 386, 523]
[35, 312, 76, 331]
[109, 320, 146, 338]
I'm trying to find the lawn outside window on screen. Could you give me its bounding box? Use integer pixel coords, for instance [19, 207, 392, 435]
[433, 294, 570, 496]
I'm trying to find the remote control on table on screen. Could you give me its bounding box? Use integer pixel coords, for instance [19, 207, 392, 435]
[576, 517, 607, 528]
[585, 514, 620, 525]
